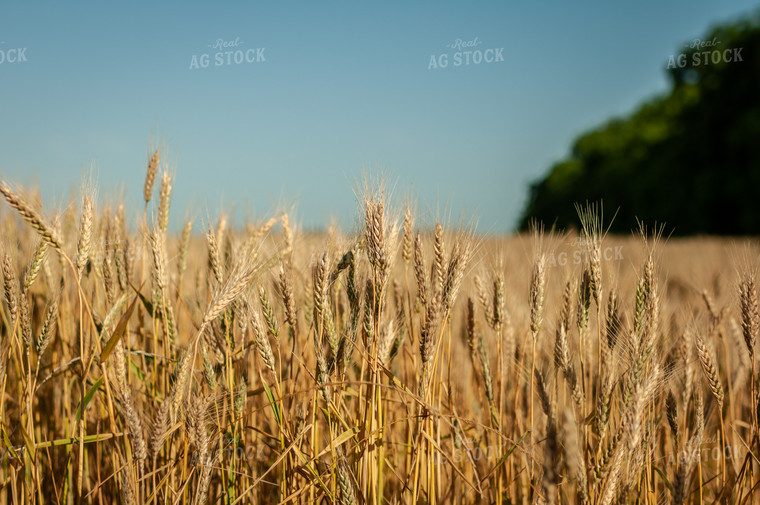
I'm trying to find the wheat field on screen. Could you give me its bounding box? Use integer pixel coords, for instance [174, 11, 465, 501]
[0, 151, 758, 504]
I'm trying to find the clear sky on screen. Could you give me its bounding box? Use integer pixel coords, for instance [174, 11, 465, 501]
[1, 1, 757, 233]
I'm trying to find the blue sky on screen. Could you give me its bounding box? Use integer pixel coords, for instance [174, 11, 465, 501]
[1, 1, 757, 233]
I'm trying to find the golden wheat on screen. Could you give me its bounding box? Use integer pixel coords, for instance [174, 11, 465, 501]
[0, 152, 758, 505]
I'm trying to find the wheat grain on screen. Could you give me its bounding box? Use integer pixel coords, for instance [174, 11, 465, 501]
[144, 147, 160, 204]
[0, 181, 63, 250]
[740, 275, 758, 359]
[76, 191, 93, 279]
[694, 329, 724, 409]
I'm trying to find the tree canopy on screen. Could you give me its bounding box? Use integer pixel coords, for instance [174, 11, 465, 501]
[519, 12, 760, 235]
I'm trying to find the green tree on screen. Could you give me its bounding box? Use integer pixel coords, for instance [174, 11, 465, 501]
[519, 12, 760, 234]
